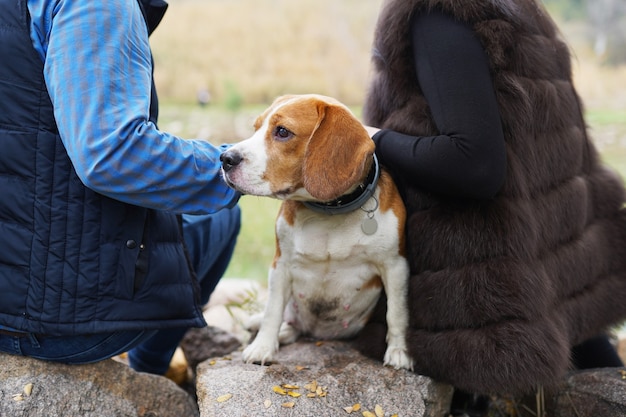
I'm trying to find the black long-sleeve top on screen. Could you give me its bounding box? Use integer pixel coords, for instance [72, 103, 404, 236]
[372, 11, 507, 200]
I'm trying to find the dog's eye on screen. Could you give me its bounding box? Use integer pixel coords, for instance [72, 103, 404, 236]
[274, 126, 293, 141]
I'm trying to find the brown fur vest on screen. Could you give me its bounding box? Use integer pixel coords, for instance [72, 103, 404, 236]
[359, 0, 626, 395]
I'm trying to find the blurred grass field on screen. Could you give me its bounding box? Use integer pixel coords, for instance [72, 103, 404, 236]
[152, 1, 626, 282]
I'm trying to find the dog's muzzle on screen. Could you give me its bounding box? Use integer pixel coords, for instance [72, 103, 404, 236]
[220, 150, 242, 172]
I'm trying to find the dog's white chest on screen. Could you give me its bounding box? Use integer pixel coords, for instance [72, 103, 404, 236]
[274, 205, 397, 339]
[292, 215, 368, 260]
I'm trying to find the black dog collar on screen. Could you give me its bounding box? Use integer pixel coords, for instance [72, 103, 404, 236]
[303, 154, 380, 215]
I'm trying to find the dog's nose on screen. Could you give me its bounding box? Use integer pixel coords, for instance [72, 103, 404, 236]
[220, 150, 242, 172]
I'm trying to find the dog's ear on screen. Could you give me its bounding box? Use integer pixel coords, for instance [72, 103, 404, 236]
[303, 101, 375, 202]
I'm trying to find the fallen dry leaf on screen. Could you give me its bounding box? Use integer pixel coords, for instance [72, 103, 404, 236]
[304, 380, 318, 392]
[272, 385, 287, 395]
[264, 399, 272, 408]
[281, 401, 295, 408]
[362, 412, 376, 417]
[306, 393, 317, 398]
[282, 384, 300, 390]
[216, 393, 233, 403]
[316, 386, 327, 397]
[23, 383, 33, 396]
[287, 391, 301, 398]
[344, 403, 362, 413]
[375, 404, 384, 417]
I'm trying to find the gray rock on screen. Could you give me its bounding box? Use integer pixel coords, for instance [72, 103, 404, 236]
[0, 352, 198, 417]
[181, 326, 241, 370]
[196, 340, 453, 417]
[545, 368, 626, 417]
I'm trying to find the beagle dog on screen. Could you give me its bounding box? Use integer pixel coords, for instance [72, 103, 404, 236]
[220, 94, 413, 370]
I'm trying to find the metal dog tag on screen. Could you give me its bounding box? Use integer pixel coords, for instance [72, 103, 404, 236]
[361, 217, 378, 235]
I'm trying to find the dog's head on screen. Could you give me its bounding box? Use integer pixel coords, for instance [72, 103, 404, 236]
[220, 94, 375, 202]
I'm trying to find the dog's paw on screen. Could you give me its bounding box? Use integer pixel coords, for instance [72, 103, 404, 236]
[277, 322, 299, 345]
[242, 338, 279, 365]
[244, 313, 264, 332]
[383, 346, 414, 371]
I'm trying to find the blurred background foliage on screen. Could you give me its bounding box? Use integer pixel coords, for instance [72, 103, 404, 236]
[151, 0, 381, 108]
[545, 0, 626, 64]
[148, 0, 626, 280]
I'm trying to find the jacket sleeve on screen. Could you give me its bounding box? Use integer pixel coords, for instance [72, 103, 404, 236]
[31, 0, 238, 214]
[372, 10, 506, 200]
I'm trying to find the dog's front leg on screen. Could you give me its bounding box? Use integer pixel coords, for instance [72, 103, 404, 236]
[381, 257, 414, 370]
[242, 265, 291, 365]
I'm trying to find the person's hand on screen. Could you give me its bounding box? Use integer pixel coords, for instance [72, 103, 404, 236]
[364, 125, 381, 138]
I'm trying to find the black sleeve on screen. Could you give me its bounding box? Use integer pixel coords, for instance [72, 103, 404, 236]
[372, 10, 506, 200]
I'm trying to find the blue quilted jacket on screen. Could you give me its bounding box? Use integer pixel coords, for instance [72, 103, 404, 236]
[0, 0, 205, 336]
